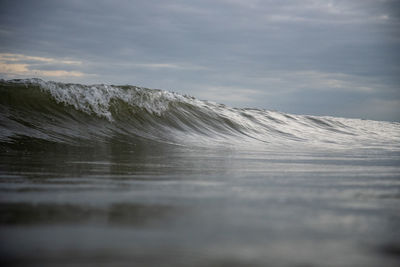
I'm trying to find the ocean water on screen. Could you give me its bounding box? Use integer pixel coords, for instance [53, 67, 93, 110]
[0, 79, 399, 266]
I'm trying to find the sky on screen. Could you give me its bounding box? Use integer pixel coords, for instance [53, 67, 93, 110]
[0, 0, 399, 121]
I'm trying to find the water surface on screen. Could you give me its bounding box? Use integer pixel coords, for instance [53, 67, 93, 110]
[0, 79, 399, 266]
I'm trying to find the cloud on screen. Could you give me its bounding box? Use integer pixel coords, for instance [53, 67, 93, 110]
[271, 71, 378, 93]
[193, 85, 264, 104]
[0, 0, 398, 120]
[340, 98, 400, 121]
[0, 53, 86, 78]
[0, 53, 81, 65]
[129, 62, 209, 71]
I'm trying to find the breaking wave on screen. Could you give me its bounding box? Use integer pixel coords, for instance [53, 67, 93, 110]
[1, 78, 399, 150]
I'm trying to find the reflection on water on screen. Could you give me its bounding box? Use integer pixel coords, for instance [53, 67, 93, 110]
[1, 136, 400, 266]
[0, 203, 175, 226]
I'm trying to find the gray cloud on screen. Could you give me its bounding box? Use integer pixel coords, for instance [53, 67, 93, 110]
[0, 0, 399, 121]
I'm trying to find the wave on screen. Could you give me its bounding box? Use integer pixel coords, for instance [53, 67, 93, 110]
[1, 78, 399, 150]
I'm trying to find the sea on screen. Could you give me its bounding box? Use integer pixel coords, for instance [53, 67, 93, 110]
[0, 78, 399, 266]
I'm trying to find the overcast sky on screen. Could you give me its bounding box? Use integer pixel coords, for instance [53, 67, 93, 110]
[0, 0, 399, 121]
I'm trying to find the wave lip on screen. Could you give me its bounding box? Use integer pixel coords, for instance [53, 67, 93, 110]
[1, 78, 399, 149]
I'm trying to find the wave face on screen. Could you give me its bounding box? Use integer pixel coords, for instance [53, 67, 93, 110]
[1, 78, 399, 150]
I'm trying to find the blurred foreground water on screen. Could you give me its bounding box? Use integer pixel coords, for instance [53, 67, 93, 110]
[1, 137, 399, 267]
